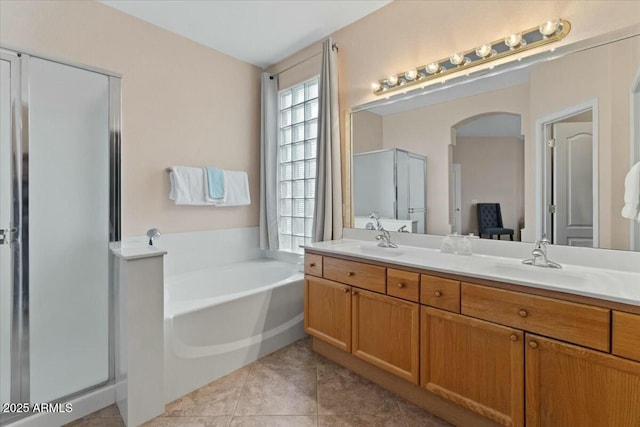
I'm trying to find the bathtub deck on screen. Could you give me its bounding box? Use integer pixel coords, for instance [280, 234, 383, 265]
[66, 337, 451, 427]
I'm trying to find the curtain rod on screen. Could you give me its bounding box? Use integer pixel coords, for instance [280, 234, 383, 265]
[269, 43, 338, 78]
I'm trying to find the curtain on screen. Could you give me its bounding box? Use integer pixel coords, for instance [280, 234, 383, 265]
[259, 72, 279, 250]
[313, 38, 343, 242]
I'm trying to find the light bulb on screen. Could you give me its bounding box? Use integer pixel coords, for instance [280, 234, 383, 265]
[505, 33, 523, 48]
[539, 20, 560, 36]
[371, 81, 381, 91]
[425, 62, 441, 74]
[450, 53, 466, 66]
[475, 43, 493, 58]
[387, 75, 398, 86]
[405, 69, 418, 81]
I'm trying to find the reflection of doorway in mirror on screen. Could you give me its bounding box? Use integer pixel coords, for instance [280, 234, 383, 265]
[451, 113, 524, 241]
[552, 121, 594, 247]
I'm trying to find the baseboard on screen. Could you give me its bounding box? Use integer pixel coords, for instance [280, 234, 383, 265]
[313, 338, 500, 427]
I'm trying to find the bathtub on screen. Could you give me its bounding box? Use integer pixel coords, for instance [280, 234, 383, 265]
[164, 258, 305, 403]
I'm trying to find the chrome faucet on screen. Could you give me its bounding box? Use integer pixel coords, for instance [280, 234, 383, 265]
[522, 238, 561, 269]
[146, 228, 161, 246]
[369, 212, 398, 248]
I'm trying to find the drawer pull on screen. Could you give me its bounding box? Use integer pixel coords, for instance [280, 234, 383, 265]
[309, 262, 316, 267]
[518, 309, 528, 318]
[434, 291, 442, 297]
[347, 272, 354, 277]
[529, 341, 539, 349]
[397, 282, 405, 288]
[510, 334, 518, 342]
[343, 288, 350, 293]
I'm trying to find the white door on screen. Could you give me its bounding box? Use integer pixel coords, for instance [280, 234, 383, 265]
[452, 164, 462, 234]
[409, 155, 427, 233]
[553, 122, 594, 247]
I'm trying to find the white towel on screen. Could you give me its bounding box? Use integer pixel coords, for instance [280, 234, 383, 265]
[621, 161, 640, 222]
[218, 170, 251, 207]
[168, 166, 215, 205]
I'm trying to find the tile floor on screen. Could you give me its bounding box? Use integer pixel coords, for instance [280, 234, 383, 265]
[67, 337, 451, 427]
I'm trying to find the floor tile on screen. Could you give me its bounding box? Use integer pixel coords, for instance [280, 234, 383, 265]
[65, 417, 125, 427]
[234, 364, 317, 416]
[142, 416, 231, 427]
[319, 414, 407, 427]
[317, 357, 402, 416]
[396, 399, 453, 427]
[254, 336, 316, 369]
[230, 415, 317, 426]
[84, 404, 121, 418]
[164, 367, 250, 416]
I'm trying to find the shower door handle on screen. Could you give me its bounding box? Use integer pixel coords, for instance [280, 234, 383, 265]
[0, 227, 17, 245]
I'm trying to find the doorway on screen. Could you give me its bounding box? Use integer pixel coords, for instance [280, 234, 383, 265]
[538, 103, 598, 247]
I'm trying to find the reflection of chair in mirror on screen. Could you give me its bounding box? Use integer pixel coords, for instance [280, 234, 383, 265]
[477, 203, 514, 240]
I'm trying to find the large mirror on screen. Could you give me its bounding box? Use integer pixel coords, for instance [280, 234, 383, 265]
[350, 26, 640, 251]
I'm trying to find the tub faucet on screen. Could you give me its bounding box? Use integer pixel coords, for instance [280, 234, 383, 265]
[147, 228, 161, 246]
[522, 238, 561, 269]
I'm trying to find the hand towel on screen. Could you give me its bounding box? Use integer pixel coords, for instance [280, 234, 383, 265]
[218, 170, 251, 206]
[168, 166, 215, 205]
[204, 167, 225, 201]
[621, 161, 640, 222]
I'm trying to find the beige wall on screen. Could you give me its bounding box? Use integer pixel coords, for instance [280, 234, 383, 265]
[381, 84, 530, 235]
[453, 137, 525, 239]
[352, 111, 383, 154]
[0, 0, 262, 237]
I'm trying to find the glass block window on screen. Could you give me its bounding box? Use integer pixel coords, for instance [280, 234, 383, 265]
[278, 78, 319, 253]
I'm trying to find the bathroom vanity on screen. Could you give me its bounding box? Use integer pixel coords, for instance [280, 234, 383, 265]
[303, 240, 640, 427]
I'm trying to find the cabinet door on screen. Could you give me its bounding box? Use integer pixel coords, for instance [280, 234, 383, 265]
[304, 276, 351, 352]
[526, 334, 640, 427]
[352, 289, 419, 383]
[421, 307, 524, 427]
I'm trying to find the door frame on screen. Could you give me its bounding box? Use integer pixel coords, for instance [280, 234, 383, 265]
[452, 163, 462, 234]
[534, 100, 599, 247]
[630, 70, 640, 251]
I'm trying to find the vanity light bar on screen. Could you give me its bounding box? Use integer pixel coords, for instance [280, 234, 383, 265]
[371, 19, 571, 95]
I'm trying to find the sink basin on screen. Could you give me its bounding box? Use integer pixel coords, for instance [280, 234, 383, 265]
[488, 263, 588, 286]
[335, 243, 405, 258]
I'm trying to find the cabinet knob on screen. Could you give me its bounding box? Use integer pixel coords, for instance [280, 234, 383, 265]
[434, 291, 442, 297]
[352, 290, 358, 296]
[309, 262, 316, 267]
[397, 282, 405, 288]
[343, 288, 350, 293]
[518, 309, 528, 318]
[529, 341, 538, 349]
[347, 271, 354, 277]
[510, 334, 518, 342]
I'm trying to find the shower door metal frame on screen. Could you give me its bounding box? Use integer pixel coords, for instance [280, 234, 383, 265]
[0, 47, 121, 426]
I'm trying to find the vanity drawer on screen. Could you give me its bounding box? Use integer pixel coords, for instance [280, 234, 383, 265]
[461, 283, 610, 351]
[420, 275, 460, 313]
[387, 269, 420, 302]
[613, 311, 640, 362]
[304, 253, 323, 277]
[323, 256, 386, 293]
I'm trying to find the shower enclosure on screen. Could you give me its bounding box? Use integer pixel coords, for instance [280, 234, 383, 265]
[0, 48, 120, 425]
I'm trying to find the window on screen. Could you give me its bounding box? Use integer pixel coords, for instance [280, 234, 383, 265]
[278, 78, 319, 253]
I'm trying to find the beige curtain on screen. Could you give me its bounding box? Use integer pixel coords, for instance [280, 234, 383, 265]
[259, 72, 280, 250]
[313, 38, 343, 242]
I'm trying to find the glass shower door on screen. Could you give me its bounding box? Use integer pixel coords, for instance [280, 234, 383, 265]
[28, 57, 110, 403]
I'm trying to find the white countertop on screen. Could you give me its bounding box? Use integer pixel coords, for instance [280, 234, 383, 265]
[305, 239, 640, 307]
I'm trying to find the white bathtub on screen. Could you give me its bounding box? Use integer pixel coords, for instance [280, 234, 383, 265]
[164, 258, 305, 402]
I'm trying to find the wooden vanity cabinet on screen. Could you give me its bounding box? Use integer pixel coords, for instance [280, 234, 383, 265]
[352, 288, 419, 383]
[304, 275, 352, 352]
[526, 334, 640, 427]
[421, 307, 524, 427]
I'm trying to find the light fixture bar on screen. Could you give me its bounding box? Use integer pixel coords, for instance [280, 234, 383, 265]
[372, 19, 571, 95]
